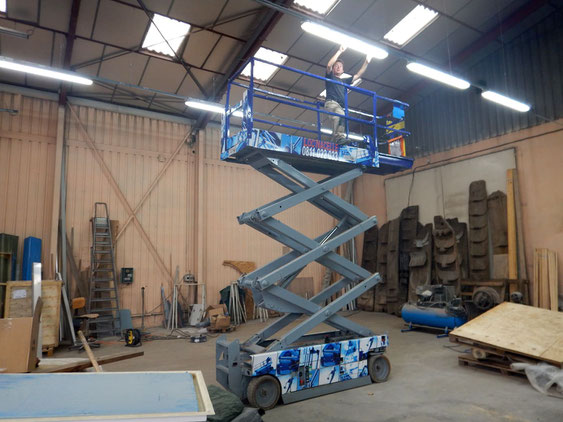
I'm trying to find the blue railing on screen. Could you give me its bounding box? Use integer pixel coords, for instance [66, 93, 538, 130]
[223, 56, 410, 151]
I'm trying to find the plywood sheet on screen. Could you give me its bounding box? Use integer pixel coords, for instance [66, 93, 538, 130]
[4, 280, 62, 348]
[451, 302, 563, 365]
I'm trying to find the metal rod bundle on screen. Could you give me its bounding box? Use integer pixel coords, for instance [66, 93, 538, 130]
[253, 304, 269, 322]
[228, 282, 247, 326]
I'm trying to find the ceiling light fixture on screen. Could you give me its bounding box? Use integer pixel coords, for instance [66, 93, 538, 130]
[481, 91, 530, 112]
[301, 21, 388, 60]
[406, 62, 470, 90]
[384, 5, 439, 46]
[0, 56, 93, 85]
[0, 26, 29, 39]
[185, 99, 243, 117]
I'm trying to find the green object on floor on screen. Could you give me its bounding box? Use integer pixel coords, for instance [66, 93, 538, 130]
[207, 385, 244, 422]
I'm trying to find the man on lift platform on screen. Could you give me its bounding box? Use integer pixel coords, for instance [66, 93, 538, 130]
[325, 45, 371, 144]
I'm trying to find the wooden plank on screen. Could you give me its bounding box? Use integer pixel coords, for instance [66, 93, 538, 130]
[512, 172, 527, 280]
[540, 249, 549, 309]
[492, 254, 508, 279]
[36, 351, 144, 373]
[4, 281, 62, 348]
[450, 302, 563, 366]
[77, 330, 101, 372]
[548, 250, 558, 311]
[506, 169, 517, 290]
[533, 249, 539, 307]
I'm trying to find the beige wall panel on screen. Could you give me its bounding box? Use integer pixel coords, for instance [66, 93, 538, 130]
[384, 149, 516, 224]
[65, 104, 195, 327]
[0, 93, 57, 276]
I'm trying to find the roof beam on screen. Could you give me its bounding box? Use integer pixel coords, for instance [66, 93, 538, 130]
[59, 0, 81, 105]
[193, 0, 292, 131]
[108, 0, 246, 43]
[136, 0, 208, 97]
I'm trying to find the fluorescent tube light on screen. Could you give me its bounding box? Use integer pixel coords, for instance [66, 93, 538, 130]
[384, 5, 438, 46]
[0, 56, 93, 85]
[320, 127, 364, 141]
[293, 0, 338, 15]
[185, 99, 243, 117]
[406, 62, 470, 90]
[301, 21, 388, 60]
[0, 26, 29, 39]
[349, 108, 373, 118]
[481, 91, 530, 112]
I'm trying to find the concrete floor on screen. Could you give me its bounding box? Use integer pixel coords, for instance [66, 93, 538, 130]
[56, 311, 562, 421]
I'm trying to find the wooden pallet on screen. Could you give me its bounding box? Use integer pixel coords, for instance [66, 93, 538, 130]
[37, 351, 144, 373]
[42, 346, 55, 357]
[449, 336, 540, 365]
[4, 281, 63, 349]
[450, 302, 563, 368]
[458, 354, 525, 377]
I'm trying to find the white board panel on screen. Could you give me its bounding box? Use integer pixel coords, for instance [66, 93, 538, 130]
[385, 149, 516, 224]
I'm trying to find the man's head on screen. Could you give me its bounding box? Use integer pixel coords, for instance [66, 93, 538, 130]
[332, 59, 344, 76]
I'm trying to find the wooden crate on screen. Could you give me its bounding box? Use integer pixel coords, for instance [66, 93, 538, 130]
[4, 281, 62, 349]
[450, 302, 563, 367]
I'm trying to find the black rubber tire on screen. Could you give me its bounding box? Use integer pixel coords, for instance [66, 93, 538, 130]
[473, 287, 501, 311]
[368, 355, 391, 383]
[247, 375, 281, 410]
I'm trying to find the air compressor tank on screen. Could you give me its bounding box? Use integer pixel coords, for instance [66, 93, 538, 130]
[401, 303, 467, 330]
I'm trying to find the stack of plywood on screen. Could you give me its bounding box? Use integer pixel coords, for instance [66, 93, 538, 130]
[3, 280, 62, 355]
[450, 302, 563, 374]
[533, 248, 558, 311]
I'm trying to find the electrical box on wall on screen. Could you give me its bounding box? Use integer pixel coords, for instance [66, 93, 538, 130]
[121, 268, 134, 284]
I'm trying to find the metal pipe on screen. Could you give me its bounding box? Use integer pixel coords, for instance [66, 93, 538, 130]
[141, 286, 145, 331]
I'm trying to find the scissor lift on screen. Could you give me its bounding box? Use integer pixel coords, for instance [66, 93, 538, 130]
[216, 57, 413, 408]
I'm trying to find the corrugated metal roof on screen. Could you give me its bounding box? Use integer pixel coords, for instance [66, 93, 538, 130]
[405, 10, 562, 157]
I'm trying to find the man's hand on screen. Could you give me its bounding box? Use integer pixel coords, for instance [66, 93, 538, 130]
[328, 45, 347, 73]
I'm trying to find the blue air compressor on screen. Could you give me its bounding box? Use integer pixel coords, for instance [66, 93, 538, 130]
[401, 285, 467, 336]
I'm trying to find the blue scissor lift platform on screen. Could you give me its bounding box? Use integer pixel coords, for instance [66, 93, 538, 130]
[216, 57, 413, 409]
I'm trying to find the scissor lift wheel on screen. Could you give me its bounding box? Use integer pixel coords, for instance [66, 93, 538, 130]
[247, 375, 281, 410]
[368, 355, 391, 383]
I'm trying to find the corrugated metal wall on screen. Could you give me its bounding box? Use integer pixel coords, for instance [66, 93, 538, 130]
[1, 92, 336, 325]
[65, 104, 196, 326]
[0, 92, 57, 275]
[406, 11, 563, 157]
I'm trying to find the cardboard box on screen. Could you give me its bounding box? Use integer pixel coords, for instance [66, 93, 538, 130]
[213, 315, 231, 329]
[206, 304, 227, 319]
[206, 304, 230, 330]
[0, 298, 42, 373]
